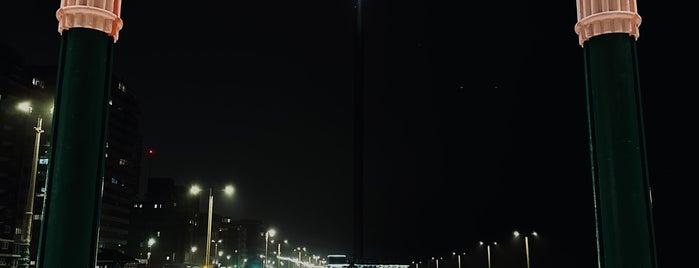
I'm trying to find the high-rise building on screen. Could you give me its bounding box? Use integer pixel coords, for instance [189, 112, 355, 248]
[100, 76, 144, 251]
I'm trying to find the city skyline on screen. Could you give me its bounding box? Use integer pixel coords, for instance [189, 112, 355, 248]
[1, 1, 695, 268]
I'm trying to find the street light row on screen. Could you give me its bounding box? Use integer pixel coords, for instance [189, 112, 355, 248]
[12, 100, 321, 268]
[413, 230, 539, 268]
[187, 184, 323, 268]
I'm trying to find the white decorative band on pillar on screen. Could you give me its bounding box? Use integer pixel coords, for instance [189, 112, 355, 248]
[574, 0, 641, 46]
[56, 0, 123, 42]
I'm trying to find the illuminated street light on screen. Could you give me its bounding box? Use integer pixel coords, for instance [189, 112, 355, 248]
[225, 185, 234, 194]
[277, 239, 288, 268]
[513, 230, 538, 268]
[479, 241, 498, 268]
[147, 238, 157, 268]
[452, 252, 466, 268]
[191, 184, 234, 268]
[265, 228, 277, 268]
[214, 239, 223, 265]
[431, 257, 443, 268]
[16, 101, 51, 268]
[294, 247, 306, 268]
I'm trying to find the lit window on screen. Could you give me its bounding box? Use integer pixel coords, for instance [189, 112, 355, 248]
[111, 178, 119, 184]
[133, 204, 138, 208]
[154, 204, 158, 208]
[119, 159, 128, 166]
[118, 82, 127, 92]
[138, 204, 143, 208]
[32, 77, 45, 88]
[157, 231, 160, 237]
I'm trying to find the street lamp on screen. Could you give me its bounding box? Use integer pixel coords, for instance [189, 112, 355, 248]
[191, 184, 234, 268]
[430, 257, 443, 268]
[411, 260, 419, 268]
[214, 239, 223, 266]
[147, 237, 157, 268]
[452, 252, 466, 268]
[16, 101, 49, 268]
[479, 241, 497, 268]
[513, 230, 538, 268]
[277, 239, 287, 268]
[265, 228, 276, 268]
[234, 249, 239, 268]
[294, 247, 306, 268]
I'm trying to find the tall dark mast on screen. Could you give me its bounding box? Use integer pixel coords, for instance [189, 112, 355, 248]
[36, 1, 123, 267]
[352, 0, 365, 260]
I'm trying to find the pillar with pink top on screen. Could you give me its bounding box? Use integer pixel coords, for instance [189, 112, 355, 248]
[35, 1, 123, 267]
[575, 1, 657, 267]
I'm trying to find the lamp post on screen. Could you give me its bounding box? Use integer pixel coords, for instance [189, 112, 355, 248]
[513, 231, 538, 268]
[214, 239, 223, 266]
[295, 247, 305, 268]
[265, 229, 277, 268]
[431, 257, 441, 268]
[234, 249, 239, 268]
[16, 101, 48, 268]
[191, 246, 198, 264]
[411, 260, 419, 268]
[147, 237, 156, 268]
[217, 247, 224, 266]
[479, 241, 497, 268]
[277, 239, 287, 268]
[452, 252, 466, 268]
[191, 184, 234, 268]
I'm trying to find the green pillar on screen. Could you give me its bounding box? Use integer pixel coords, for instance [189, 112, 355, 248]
[36, 2, 123, 268]
[575, 1, 657, 268]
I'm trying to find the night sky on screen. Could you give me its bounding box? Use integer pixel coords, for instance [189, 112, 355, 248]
[2, 1, 696, 267]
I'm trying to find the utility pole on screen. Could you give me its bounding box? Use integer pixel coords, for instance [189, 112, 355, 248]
[575, 1, 658, 268]
[35, 1, 123, 267]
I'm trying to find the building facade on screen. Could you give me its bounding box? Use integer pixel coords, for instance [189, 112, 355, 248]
[127, 177, 201, 267]
[100, 76, 144, 251]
